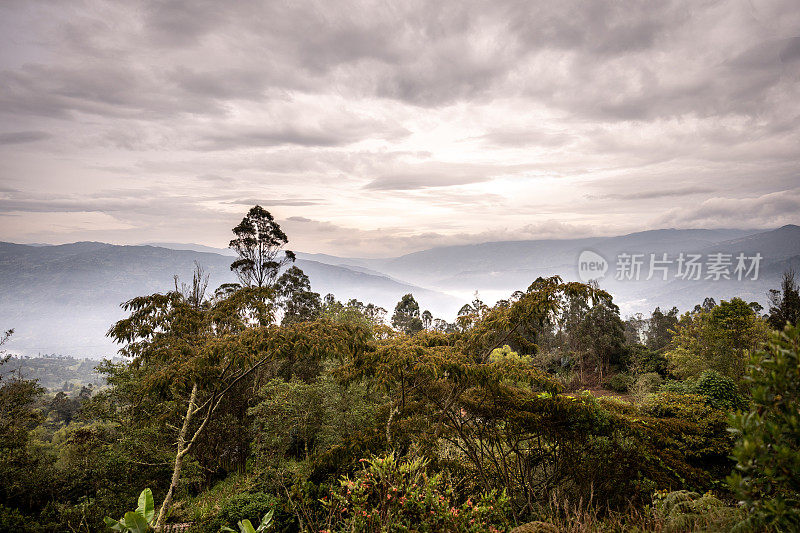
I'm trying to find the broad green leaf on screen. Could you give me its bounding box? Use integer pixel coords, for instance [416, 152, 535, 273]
[124, 511, 150, 533]
[137, 488, 155, 523]
[238, 519, 256, 533]
[219, 527, 237, 533]
[104, 516, 124, 531]
[256, 510, 274, 532]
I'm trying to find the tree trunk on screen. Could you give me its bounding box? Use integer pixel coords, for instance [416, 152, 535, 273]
[156, 383, 197, 530]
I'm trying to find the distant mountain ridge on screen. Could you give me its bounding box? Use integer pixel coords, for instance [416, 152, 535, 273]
[2, 225, 798, 358]
[299, 225, 800, 315]
[0, 242, 458, 358]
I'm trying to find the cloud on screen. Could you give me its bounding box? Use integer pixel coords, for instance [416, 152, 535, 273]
[654, 189, 800, 229]
[601, 186, 716, 201]
[364, 172, 489, 191]
[0, 131, 51, 145]
[0, 0, 798, 255]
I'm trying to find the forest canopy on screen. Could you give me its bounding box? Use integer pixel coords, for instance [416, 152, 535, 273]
[2, 206, 799, 532]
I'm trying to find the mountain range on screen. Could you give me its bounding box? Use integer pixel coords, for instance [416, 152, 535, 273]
[1, 224, 798, 358]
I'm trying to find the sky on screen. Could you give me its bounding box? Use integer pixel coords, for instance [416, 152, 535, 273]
[0, 0, 798, 258]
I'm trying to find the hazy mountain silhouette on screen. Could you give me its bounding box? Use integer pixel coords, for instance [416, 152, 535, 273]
[299, 226, 800, 315]
[0, 242, 458, 357]
[2, 226, 798, 357]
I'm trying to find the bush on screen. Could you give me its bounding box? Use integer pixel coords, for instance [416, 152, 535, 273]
[206, 492, 290, 533]
[325, 454, 511, 532]
[603, 373, 633, 393]
[659, 371, 747, 411]
[0, 504, 26, 531]
[631, 372, 662, 402]
[628, 345, 668, 376]
[640, 392, 733, 462]
[652, 490, 742, 532]
[729, 324, 800, 531]
[693, 370, 747, 410]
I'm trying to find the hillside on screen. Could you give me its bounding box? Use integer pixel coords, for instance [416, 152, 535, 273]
[299, 226, 800, 314]
[0, 242, 458, 357]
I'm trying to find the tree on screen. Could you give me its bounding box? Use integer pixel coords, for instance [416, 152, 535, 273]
[0, 329, 48, 516]
[456, 293, 490, 331]
[647, 306, 679, 351]
[229, 205, 296, 289]
[729, 324, 800, 530]
[766, 269, 800, 330]
[421, 310, 433, 331]
[108, 264, 369, 528]
[275, 266, 322, 325]
[391, 294, 423, 335]
[576, 299, 626, 380]
[624, 313, 647, 345]
[666, 298, 768, 383]
[693, 297, 717, 313]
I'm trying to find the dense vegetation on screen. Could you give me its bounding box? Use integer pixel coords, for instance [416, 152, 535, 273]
[0, 354, 106, 391]
[2, 207, 799, 532]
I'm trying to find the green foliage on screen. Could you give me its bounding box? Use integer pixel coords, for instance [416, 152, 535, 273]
[640, 392, 734, 462]
[0, 504, 26, 531]
[489, 344, 532, 364]
[603, 373, 633, 393]
[104, 488, 155, 532]
[693, 370, 747, 410]
[250, 375, 381, 465]
[325, 454, 511, 532]
[647, 306, 679, 351]
[628, 344, 668, 376]
[651, 490, 742, 532]
[666, 298, 768, 383]
[391, 294, 423, 335]
[229, 205, 295, 289]
[221, 510, 274, 533]
[276, 266, 322, 325]
[766, 269, 800, 330]
[630, 372, 663, 402]
[660, 371, 747, 411]
[728, 324, 800, 531]
[0, 355, 104, 391]
[215, 493, 278, 533]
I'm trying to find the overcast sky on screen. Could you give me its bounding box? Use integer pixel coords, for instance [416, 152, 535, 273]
[0, 0, 798, 257]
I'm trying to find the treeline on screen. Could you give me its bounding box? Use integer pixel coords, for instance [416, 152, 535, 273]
[1, 206, 799, 532]
[0, 354, 106, 391]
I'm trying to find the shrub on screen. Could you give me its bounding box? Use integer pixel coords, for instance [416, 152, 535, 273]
[603, 373, 633, 393]
[630, 372, 662, 402]
[660, 371, 747, 411]
[0, 504, 26, 531]
[693, 370, 747, 410]
[325, 454, 511, 532]
[640, 392, 733, 462]
[212, 493, 285, 532]
[652, 490, 742, 532]
[660, 379, 691, 395]
[729, 324, 800, 531]
[628, 345, 668, 376]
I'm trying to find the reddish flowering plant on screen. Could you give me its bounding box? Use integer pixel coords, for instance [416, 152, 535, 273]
[323, 453, 510, 532]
